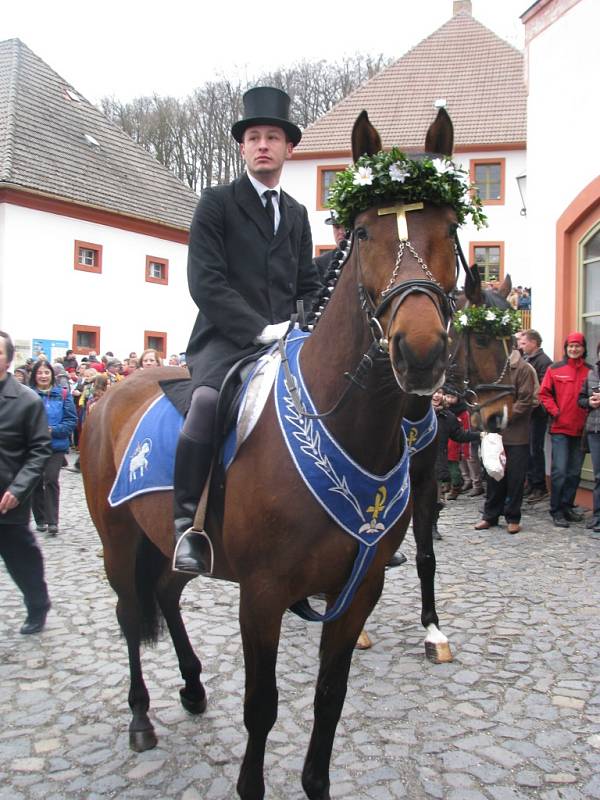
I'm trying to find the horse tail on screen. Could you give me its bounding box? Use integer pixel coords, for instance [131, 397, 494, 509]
[134, 534, 167, 644]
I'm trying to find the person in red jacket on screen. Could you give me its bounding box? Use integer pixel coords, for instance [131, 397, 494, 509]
[539, 332, 591, 528]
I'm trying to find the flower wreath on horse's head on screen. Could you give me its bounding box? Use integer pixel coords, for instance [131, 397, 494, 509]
[327, 148, 487, 231]
[452, 305, 522, 337]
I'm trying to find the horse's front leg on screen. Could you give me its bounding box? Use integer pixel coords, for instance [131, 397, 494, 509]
[411, 469, 453, 663]
[236, 584, 283, 800]
[302, 574, 384, 800]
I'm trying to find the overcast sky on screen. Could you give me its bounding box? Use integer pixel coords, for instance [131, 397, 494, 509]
[1, 0, 527, 105]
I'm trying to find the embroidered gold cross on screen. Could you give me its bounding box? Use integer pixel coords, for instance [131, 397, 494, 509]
[378, 202, 424, 241]
[366, 486, 387, 522]
[406, 426, 419, 448]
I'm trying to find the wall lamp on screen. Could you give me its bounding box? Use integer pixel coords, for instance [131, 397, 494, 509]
[516, 173, 527, 216]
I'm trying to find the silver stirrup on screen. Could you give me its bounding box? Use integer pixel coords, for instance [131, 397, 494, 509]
[172, 527, 215, 576]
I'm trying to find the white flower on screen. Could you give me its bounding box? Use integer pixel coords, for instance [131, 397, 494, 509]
[501, 312, 511, 325]
[459, 314, 468, 326]
[389, 162, 410, 183]
[352, 166, 374, 186]
[485, 309, 497, 321]
[432, 158, 454, 175]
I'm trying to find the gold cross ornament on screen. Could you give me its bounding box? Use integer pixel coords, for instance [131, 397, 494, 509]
[378, 202, 424, 241]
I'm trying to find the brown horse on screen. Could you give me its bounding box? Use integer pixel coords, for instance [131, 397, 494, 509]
[358, 268, 518, 650]
[451, 263, 516, 431]
[82, 109, 481, 800]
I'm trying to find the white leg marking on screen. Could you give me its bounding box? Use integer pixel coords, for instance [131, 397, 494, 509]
[425, 623, 448, 645]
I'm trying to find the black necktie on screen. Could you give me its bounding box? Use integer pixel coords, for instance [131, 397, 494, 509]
[263, 190, 277, 233]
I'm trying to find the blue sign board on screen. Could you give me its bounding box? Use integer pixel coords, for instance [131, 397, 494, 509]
[32, 339, 69, 361]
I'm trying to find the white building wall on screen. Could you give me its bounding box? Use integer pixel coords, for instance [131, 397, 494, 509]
[286, 149, 527, 285]
[0, 203, 196, 358]
[526, 0, 600, 353]
[285, 156, 350, 252]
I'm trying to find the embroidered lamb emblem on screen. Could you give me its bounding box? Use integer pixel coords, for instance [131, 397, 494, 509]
[129, 439, 152, 482]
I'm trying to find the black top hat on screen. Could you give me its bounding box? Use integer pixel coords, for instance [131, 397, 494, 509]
[231, 87, 302, 146]
[325, 212, 343, 226]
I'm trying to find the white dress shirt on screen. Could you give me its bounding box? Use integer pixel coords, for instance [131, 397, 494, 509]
[246, 172, 281, 233]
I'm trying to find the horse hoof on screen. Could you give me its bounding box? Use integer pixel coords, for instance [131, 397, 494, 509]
[180, 687, 207, 715]
[129, 729, 158, 752]
[425, 640, 453, 663]
[355, 630, 372, 650]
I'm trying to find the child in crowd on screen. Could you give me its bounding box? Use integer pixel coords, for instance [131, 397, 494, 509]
[445, 387, 484, 498]
[433, 388, 481, 538]
[443, 386, 466, 500]
[86, 375, 109, 414]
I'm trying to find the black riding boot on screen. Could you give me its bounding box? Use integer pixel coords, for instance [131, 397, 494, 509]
[172, 433, 213, 574]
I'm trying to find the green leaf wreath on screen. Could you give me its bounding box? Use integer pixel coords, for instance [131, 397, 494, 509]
[327, 149, 487, 231]
[452, 305, 522, 336]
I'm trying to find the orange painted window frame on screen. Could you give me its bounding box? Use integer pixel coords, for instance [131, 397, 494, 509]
[469, 241, 505, 282]
[144, 330, 167, 358]
[145, 255, 169, 285]
[72, 324, 101, 355]
[315, 244, 335, 256]
[74, 240, 103, 273]
[469, 158, 506, 205]
[316, 164, 346, 211]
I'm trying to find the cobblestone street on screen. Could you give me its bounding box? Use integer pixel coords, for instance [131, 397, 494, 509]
[1, 462, 600, 800]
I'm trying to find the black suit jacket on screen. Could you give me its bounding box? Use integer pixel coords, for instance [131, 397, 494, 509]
[186, 173, 320, 388]
[0, 375, 51, 525]
[313, 249, 335, 284]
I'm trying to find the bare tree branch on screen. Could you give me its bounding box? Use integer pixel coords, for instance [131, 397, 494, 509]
[100, 53, 391, 191]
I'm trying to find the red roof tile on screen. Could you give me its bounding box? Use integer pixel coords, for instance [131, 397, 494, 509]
[296, 12, 526, 155]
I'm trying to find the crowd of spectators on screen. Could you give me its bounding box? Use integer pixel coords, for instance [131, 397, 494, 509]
[12, 348, 186, 472]
[428, 326, 600, 539]
[482, 281, 531, 311]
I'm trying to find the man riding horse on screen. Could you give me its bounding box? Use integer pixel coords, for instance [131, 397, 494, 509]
[173, 87, 321, 574]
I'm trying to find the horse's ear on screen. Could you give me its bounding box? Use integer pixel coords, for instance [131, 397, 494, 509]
[464, 264, 483, 305]
[497, 273, 512, 299]
[425, 107, 454, 157]
[351, 110, 382, 162]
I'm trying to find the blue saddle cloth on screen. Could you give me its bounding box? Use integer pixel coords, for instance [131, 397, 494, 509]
[108, 396, 183, 507]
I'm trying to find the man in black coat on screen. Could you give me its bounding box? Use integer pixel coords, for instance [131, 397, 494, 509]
[0, 331, 52, 634]
[521, 328, 552, 502]
[313, 213, 349, 283]
[174, 87, 321, 573]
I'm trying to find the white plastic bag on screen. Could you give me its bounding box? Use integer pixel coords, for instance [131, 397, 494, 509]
[481, 433, 506, 481]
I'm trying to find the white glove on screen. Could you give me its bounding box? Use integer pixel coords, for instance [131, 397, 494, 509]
[254, 321, 290, 345]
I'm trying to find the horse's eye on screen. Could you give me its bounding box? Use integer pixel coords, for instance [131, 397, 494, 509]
[354, 226, 368, 241]
[449, 222, 459, 237]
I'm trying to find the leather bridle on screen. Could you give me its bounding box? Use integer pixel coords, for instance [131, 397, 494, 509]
[449, 237, 516, 413]
[282, 214, 513, 421]
[356, 235, 457, 355]
[459, 332, 515, 413]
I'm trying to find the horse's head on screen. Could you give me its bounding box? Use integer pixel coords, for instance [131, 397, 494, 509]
[452, 265, 517, 432]
[342, 109, 462, 395]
